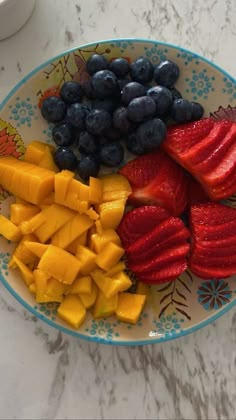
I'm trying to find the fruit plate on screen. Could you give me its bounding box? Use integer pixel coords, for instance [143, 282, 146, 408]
[0, 38, 235, 346]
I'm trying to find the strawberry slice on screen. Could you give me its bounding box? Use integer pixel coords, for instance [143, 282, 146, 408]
[192, 242, 236, 258]
[138, 261, 188, 284]
[189, 263, 236, 279]
[187, 176, 209, 206]
[117, 205, 170, 248]
[128, 243, 190, 274]
[192, 221, 236, 242]
[119, 150, 188, 215]
[201, 141, 236, 187]
[190, 203, 236, 225]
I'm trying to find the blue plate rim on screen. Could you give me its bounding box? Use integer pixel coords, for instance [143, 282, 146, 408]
[0, 38, 235, 345]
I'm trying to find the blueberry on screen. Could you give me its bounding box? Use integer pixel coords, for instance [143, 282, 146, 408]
[91, 70, 118, 99]
[130, 57, 154, 83]
[86, 109, 112, 136]
[98, 136, 110, 146]
[109, 58, 130, 77]
[78, 131, 98, 154]
[86, 54, 108, 76]
[81, 79, 96, 99]
[77, 155, 100, 180]
[41, 96, 66, 123]
[60, 81, 83, 104]
[136, 118, 167, 152]
[154, 60, 180, 87]
[171, 99, 193, 123]
[52, 123, 74, 147]
[100, 142, 124, 167]
[92, 98, 118, 114]
[170, 86, 182, 100]
[66, 103, 90, 130]
[117, 78, 131, 91]
[104, 127, 122, 141]
[191, 101, 204, 121]
[113, 106, 133, 134]
[147, 86, 173, 116]
[54, 147, 78, 170]
[126, 132, 145, 155]
[121, 82, 146, 105]
[127, 96, 156, 123]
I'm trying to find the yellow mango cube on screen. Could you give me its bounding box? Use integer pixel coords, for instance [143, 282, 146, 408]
[96, 242, 124, 271]
[10, 203, 40, 226]
[51, 213, 93, 249]
[45, 277, 66, 302]
[69, 178, 90, 201]
[24, 141, 55, 164]
[76, 245, 97, 275]
[66, 231, 87, 254]
[40, 192, 55, 206]
[115, 293, 146, 324]
[100, 174, 132, 202]
[24, 241, 49, 258]
[93, 290, 118, 319]
[29, 282, 36, 294]
[34, 269, 51, 303]
[136, 282, 150, 296]
[69, 275, 92, 295]
[105, 261, 126, 277]
[90, 229, 121, 254]
[38, 146, 59, 172]
[58, 295, 86, 328]
[38, 245, 81, 284]
[99, 198, 126, 230]
[54, 170, 74, 203]
[0, 215, 22, 242]
[8, 233, 38, 268]
[92, 269, 132, 298]
[85, 208, 99, 220]
[13, 256, 34, 286]
[79, 281, 98, 308]
[89, 177, 102, 204]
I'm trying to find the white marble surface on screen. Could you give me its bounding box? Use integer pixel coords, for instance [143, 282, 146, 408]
[0, 1, 236, 419]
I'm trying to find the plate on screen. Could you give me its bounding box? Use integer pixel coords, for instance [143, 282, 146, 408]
[0, 38, 235, 345]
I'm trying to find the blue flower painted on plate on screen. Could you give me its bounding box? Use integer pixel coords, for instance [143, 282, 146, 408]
[152, 312, 184, 337]
[42, 123, 54, 145]
[35, 302, 59, 320]
[222, 77, 236, 103]
[176, 51, 199, 66]
[85, 319, 120, 340]
[109, 40, 135, 53]
[197, 279, 232, 310]
[185, 69, 215, 100]
[0, 252, 10, 275]
[9, 97, 38, 128]
[144, 45, 169, 64]
[126, 311, 149, 329]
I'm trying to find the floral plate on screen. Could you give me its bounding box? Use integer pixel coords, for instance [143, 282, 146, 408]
[0, 39, 235, 345]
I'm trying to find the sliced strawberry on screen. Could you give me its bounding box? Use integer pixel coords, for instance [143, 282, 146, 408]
[187, 176, 210, 206]
[128, 243, 190, 274]
[117, 205, 170, 248]
[207, 171, 236, 200]
[192, 242, 236, 258]
[190, 203, 236, 225]
[163, 118, 214, 155]
[192, 221, 236, 242]
[138, 261, 188, 284]
[189, 262, 236, 279]
[190, 251, 236, 266]
[120, 150, 188, 215]
[201, 141, 236, 186]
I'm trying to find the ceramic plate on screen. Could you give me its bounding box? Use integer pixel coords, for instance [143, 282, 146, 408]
[0, 39, 235, 345]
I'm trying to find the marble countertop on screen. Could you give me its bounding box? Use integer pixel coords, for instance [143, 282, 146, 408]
[0, 1, 235, 419]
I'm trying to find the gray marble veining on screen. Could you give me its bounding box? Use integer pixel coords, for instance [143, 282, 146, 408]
[0, 1, 235, 419]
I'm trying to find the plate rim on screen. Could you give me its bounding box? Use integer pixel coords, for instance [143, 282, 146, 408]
[0, 37, 235, 345]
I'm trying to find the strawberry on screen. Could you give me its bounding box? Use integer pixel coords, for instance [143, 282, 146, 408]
[187, 176, 209, 206]
[163, 119, 236, 200]
[189, 202, 236, 279]
[117, 205, 170, 248]
[119, 150, 188, 215]
[138, 261, 188, 284]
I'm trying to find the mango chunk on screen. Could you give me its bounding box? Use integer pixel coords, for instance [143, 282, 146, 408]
[85, 208, 99, 220]
[54, 170, 74, 203]
[136, 282, 150, 296]
[76, 245, 97, 275]
[34, 269, 64, 303]
[100, 174, 132, 202]
[8, 233, 38, 268]
[24, 241, 49, 258]
[96, 242, 124, 271]
[69, 275, 92, 295]
[38, 245, 81, 284]
[69, 178, 90, 200]
[51, 213, 93, 249]
[58, 295, 86, 328]
[91, 269, 132, 298]
[29, 282, 36, 294]
[115, 293, 146, 324]
[105, 261, 126, 277]
[12, 256, 34, 286]
[0, 156, 55, 204]
[24, 141, 54, 164]
[40, 192, 55, 206]
[79, 281, 98, 308]
[66, 231, 87, 254]
[89, 177, 102, 204]
[90, 229, 121, 254]
[0, 215, 22, 242]
[99, 198, 126, 230]
[93, 290, 118, 319]
[10, 204, 40, 226]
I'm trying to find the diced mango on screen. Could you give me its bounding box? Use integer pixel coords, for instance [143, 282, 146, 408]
[46, 277, 66, 302]
[115, 293, 146, 324]
[91, 269, 132, 298]
[89, 177, 102, 204]
[40, 192, 55, 206]
[29, 282, 36, 294]
[54, 170, 74, 204]
[100, 174, 132, 202]
[96, 242, 124, 271]
[79, 281, 98, 308]
[69, 178, 90, 200]
[10, 203, 40, 226]
[105, 261, 126, 277]
[34, 269, 54, 303]
[90, 229, 121, 254]
[24, 241, 49, 258]
[136, 282, 150, 296]
[8, 233, 38, 268]
[38, 147, 59, 172]
[85, 208, 99, 220]
[69, 275, 92, 295]
[51, 213, 93, 249]
[15, 197, 29, 205]
[93, 290, 118, 319]
[99, 198, 126, 230]
[58, 295, 86, 328]
[76, 245, 97, 275]
[0, 156, 55, 204]
[66, 231, 87, 254]
[38, 245, 81, 284]
[24, 141, 55, 164]
[12, 256, 34, 286]
[95, 219, 103, 234]
[0, 215, 22, 242]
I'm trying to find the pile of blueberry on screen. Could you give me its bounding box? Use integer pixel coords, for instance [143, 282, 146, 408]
[41, 54, 204, 181]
